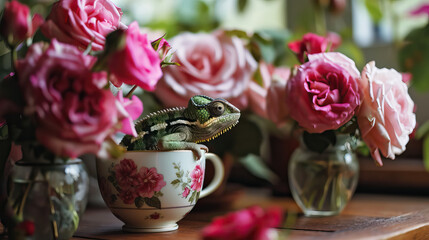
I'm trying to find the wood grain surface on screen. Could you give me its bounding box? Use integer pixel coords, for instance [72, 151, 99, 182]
[71, 188, 429, 240]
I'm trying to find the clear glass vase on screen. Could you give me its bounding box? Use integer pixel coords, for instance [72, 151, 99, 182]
[288, 135, 359, 217]
[8, 159, 89, 240]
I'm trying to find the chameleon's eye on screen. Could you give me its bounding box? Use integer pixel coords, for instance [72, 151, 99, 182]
[209, 102, 225, 116]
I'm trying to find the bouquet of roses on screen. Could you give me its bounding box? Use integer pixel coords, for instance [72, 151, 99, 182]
[0, 0, 172, 236]
[267, 32, 417, 166]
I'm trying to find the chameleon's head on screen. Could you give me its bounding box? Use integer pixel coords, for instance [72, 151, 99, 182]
[185, 95, 240, 143]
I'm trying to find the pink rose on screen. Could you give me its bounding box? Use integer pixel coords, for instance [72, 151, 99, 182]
[0, 0, 43, 47]
[285, 52, 361, 133]
[182, 187, 190, 198]
[119, 188, 138, 205]
[265, 66, 292, 125]
[115, 158, 139, 187]
[190, 165, 204, 191]
[136, 167, 166, 198]
[357, 62, 416, 166]
[201, 206, 283, 240]
[107, 22, 162, 91]
[115, 90, 143, 137]
[17, 40, 119, 158]
[401, 72, 412, 85]
[288, 32, 341, 63]
[41, 0, 126, 51]
[155, 31, 257, 109]
[246, 62, 290, 119]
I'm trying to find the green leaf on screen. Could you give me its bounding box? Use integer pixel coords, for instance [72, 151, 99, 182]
[416, 120, 429, 139]
[303, 131, 336, 153]
[237, 0, 248, 12]
[144, 197, 161, 209]
[151, 34, 166, 51]
[239, 154, 279, 184]
[423, 135, 429, 171]
[171, 179, 181, 186]
[252, 66, 264, 87]
[135, 197, 145, 208]
[364, 0, 383, 23]
[0, 124, 8, 140]
[224, 30, 249, 40]
[189, 191, 197, 203]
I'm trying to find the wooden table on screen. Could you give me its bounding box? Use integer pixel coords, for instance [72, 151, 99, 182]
[73, 188, 429, 240]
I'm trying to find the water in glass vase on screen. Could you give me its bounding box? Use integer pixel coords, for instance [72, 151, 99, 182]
[288, 136, 359, 216]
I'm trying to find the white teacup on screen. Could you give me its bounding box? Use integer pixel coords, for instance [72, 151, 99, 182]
[96, 149, 224, 232]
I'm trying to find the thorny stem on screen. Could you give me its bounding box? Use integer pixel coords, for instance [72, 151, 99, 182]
[125, 85, 138, 98]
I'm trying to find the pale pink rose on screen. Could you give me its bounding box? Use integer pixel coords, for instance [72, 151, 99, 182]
[246, 62, 290, 119]
[201, 206, 283, 240]
[182, 187, 190, 198]
[17, 40, 119, 158]
[155, 31, 257, 109]
[190, 165, 204, 191]
[357, 62, 416, 166]
[115, 158, 139, 187]
[136, 167, 166, 198]
[119, 188, 138, 205]
[265, 66, 292, 125]
[0, 0, 43, 47]
[288, 32, 341, 63]
[107, 22, 162, 91]
[41, 0, 126, 51]
[115, 90, 143, 137]
[285, 52, 361, 133]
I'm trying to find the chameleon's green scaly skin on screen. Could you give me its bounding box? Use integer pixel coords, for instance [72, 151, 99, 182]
[120, 95, 240, 158]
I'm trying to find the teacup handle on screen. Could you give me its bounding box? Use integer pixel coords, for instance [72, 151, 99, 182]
[200, 153, 224, 198]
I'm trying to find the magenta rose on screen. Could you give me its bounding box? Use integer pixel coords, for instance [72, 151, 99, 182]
[41, 0, 125, 51]
[115, 158, 139, 187]
[17, 40, 120, 158]
[357, 62, 416, 166]
[201, 206, 283, 240]
[0, 0, 43, 47]
[182, 187, 190, 198]
[288, 32, 341, 63]
[107, 22, 162, 91]
[155, 30, 257, 109]
[285, 52, 361, 133]
[190, 165, 204, 191]
[136, 167, 166, 198]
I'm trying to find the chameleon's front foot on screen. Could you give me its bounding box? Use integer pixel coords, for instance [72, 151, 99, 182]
[158, 140, 208, 160]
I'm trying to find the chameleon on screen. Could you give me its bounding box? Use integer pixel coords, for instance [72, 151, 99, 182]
[120, 95, 240, 159]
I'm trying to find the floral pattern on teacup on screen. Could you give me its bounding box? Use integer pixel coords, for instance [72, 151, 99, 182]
[171, 162, 204, 204]
[145, 212, 163, 220]
[107, 158, 166, 209]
